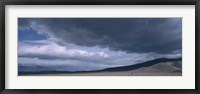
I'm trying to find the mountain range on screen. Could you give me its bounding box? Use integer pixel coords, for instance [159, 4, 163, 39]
[98, 58, 182, 72]
[18, 58, 182, 75]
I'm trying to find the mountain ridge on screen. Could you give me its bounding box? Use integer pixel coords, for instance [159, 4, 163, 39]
[18, 57, 182, 75]
[98, 58, 182, 72]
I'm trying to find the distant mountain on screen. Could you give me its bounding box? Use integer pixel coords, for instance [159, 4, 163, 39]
[18, 64, 80, 73]
[98, 58, 182, 72]
[19, 65, 57, 72]
[18, 58, 182, 75]
[131, 61, 182, 73]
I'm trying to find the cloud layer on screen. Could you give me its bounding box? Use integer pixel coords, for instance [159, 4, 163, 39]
[19, 18, 182, 54]
[18, 18, 182, 72]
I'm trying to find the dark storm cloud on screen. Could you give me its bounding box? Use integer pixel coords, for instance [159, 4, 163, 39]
[18, 18, 182, 54]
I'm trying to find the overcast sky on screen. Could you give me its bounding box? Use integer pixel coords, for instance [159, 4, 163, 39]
[18, 18, 182, 72]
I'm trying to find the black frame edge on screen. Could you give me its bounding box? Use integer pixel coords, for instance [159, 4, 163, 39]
[1, 89, 198, 94]
[0, 0, 199, 5]
[0, 0, 5, 93]
[195, 1, 200, 94]
[0, 0, 199, 94]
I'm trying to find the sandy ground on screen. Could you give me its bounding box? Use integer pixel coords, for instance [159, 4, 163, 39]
[19, 71, 182, 76]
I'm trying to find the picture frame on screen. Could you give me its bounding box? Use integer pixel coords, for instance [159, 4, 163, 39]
[0, 0, 199, 94]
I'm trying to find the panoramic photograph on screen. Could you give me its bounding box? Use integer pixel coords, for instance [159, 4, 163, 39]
[18, 18, 182, 76]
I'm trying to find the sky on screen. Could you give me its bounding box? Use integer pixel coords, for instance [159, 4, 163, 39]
[18, 18, 182, 72]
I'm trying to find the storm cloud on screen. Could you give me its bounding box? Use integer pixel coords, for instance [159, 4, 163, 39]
[18, 18, 182, 54]
[18, 18, 182, 71]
